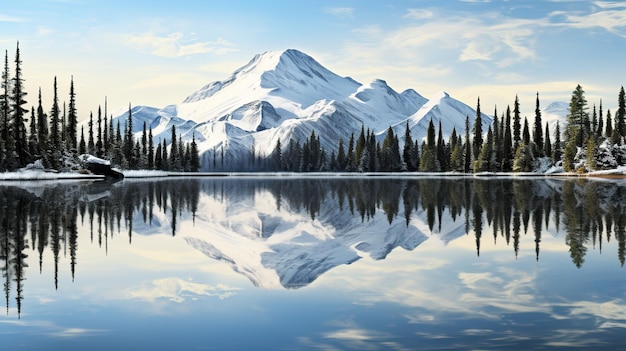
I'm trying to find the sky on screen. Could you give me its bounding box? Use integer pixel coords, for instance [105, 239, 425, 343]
[1, 0, 625, 122]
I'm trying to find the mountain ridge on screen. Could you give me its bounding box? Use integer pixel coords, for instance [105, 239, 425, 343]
[108, 49, 564, 171]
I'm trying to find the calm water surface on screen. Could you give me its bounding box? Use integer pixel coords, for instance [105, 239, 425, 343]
[1, 177, 625, 350]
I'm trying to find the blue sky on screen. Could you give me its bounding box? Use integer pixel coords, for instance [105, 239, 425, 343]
[1, 0, 625, 120]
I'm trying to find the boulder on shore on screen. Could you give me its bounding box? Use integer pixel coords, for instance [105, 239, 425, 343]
[80, 155, 124, 179]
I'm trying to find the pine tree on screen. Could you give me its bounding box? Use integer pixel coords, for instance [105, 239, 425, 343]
[147, 127, 154, 169]
[345, 133, 354, 171]
[87, 112, 94, 153]
[614, 86, 626, 145]
[475, 126, 494, 172]
[190, 133, 199, 171]
[168, 124, 179, 170]
[513, 96, 521, 148]
[402, 121, 416, 171]
[606, 109, 613, 140]
[36, 88, 48, 152]
[597, 99, 604, 139]
[502, 107, 513, 171]
[0, 50, 9, 170]
[337, 138, 346, 170]
[472, 98, 483, 162]
[78, 126, 86, 154]
[566, 84, 589, 148]
[96, 105, 103, 157]
[464, 115, 471, 172]
[533, 92, 543, 155]
[49, 76, 61, 153]
[437, 120, 447, 171]
[354, 125, 365, 169]
[28, 106, 37, 157]
[123, 104, 134, 166]
[553, 121, 562, 163]
[11, 42, 28, 167]
[523, 117, 531, 146]
[544, 122, 552, 161]
[66, 76, 77, 150]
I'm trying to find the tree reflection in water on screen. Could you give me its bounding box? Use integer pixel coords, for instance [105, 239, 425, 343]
[1, 177, 625, 316]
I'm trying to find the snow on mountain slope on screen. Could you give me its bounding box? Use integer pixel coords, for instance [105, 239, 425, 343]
[394, 91, 493, 143]
[542, 101, 568, 135]
[108, 49, 490, 170]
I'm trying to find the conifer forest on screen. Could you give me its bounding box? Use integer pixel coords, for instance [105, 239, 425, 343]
[1, 42, 626, 174]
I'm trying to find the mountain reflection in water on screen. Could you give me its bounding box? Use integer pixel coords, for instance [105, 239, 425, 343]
[1, 177, 625, 318]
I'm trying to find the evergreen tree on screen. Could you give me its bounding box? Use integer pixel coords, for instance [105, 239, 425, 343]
[523, 117, 531, 146]
[513, 96, 522, 148]
[345, 133, 354, 171]
[36, 88, 48, 152]
[402, 121, 416, 171]
[419, 140, 436, 172]
[147, 127, 154, 169]
[28, 106, 37, 157]
[337, 138, 346, 171]
[271, 138, 282, 170]
[96, 105, 103, 156]
[49, 76, 61, 151]
[513, 143, 533, 172]
[597, 99, 604, 139]
[606, 109, 613, 140]
[190, 133, 199, 171]
[472, 98, 483, 162]
[11, 42, 28, 167]
[492, 109, 501, 169]
[123, 104, 134, 166]
[544, 122, 552, 161]
[78, 126, 86, 154]
[449, 128, 464, 171]
[437, 120, 447, 171]
[168, 125, 179, 170]
[475, 126, 494, 172]
[103, 97, 109, 154]
[533, 92, 543, 155]
[565, 84, 589, 148]
[464, 115, 471, 172]
[154, 141, 162, 170]
[66, 76, 77, 150]
[553, 121, 562, 163]
[87, 112, 94, 153]
[502, 107, 513, 171]
[586, 137, 598, 171]
[0, 50, 9, 170]
[614, 86, 626, 145]
[354, 125, 365, 169]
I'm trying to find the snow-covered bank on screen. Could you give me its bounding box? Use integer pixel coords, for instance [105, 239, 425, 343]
[0, 169, 104, 181]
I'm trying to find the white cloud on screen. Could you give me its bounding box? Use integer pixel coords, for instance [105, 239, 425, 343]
[126, 277, 240, 303]
[551, 6, 626, 37]
[127, 32, 236, 58]
[403, 9, 434, 20]
[0, 15, 23, 22]
[324, 7, 354, 18]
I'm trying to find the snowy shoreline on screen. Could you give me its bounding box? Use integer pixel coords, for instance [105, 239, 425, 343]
[3, 168, 626, 181]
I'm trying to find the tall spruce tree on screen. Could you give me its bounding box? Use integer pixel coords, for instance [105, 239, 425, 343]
[66, 76, 77, 150]
[123, 104, 134, 166]
[533, 92, 543, 155]
[87, 112, 94, 153]
[544, 122, 552, 161]
[472, 98, 483, 162]
[565, 84, 588, 148]
[464, 115, 471, 172]
[614, 86, 626, 145]
[49, 76, 60, 150]
[0, 50, 9, 170]
[513, 96, 521, 148]
[11, 42, 28, 167]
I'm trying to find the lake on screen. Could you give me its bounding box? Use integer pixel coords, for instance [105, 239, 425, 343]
[1, 176, 625, 350]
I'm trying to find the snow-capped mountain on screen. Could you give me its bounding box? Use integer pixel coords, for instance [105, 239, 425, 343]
[542, 101, 568, 134]
[110, 49, 493, 170]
